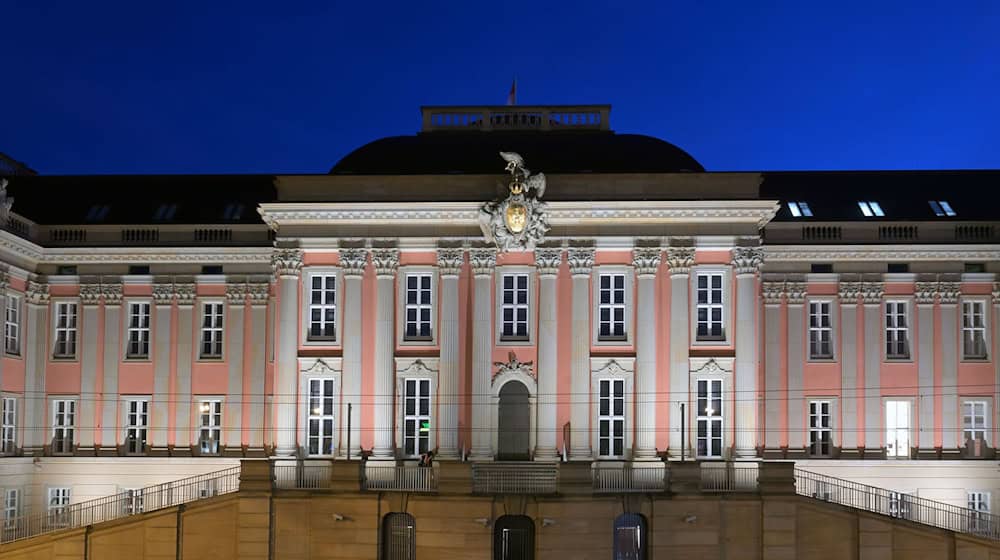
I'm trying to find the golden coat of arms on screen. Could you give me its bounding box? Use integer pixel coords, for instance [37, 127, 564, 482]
[478, 152, 550, 252]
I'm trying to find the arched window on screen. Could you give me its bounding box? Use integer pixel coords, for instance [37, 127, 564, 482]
[381, 512, 416, 560]
[493, 515, 534, 560]
[614, 513, 648, 560]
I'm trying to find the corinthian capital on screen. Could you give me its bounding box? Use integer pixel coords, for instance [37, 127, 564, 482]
[861, 282, 884, 305]
[632, 247, 661, 276]
[226, 283, 247, 305]
[534, 248, 563, 276]
[784, 281, 807, 305]
[915, 282, 937, 305]
[838, 281, 861, 303]
[664, 247, 695, 275]
[937, 282, 960, 305]
[761, 281, 784, 305]
[566, 247, 594, 276]
[340, 249, 368, 277]
[174, 283, 196, 306]
[436, 248, 465, 277]
[370, 249, 399, 277]
[80, 284, 103, 306]
[101, 283, 123, 305]
[272, 249, 303, 278]
[732, 247, 764, 275]
[247, 282, 270, 306]
[26, 281, 49, 305]
[469, 248, 497, 277]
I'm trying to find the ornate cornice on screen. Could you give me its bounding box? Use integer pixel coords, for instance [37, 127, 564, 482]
[664, 247, 695, 275]
[493, 351, 534, 378]
[534, 248, 562, 276]
[80, 284, 103, 306]
[153, 283, 175, 306]
[784, 281, 807, 305]
[764, 245, 1000, 263]
[566, 247, 594, 276]
[732, 247, 764, 275]
[937, 282, 961, 305]
[340, 248, 368, 277]
[838, 281, 862, 303]
[247, 282, 270, 306]
[44, 248, 272, 264]
[101, 283, 123, 305]
[761, 281, 784, 305]
[632, 247, 661, 277]
[370, 248, 399, 277]
[469, 248, 497, 277]
[272, 248, 303, 278]
[860, 282, 884, 305]
[25, 281, 48, 305]
[915, 282, 937, 305]
[174, 283, 196, 306]
[436, 248, 464, 277]
[226, 283, 247, 305]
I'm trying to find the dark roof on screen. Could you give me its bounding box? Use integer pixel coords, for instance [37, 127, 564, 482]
[2, 174, 276, 225]
[761, 170, 1000, 221]
[330, 131, 704, 174]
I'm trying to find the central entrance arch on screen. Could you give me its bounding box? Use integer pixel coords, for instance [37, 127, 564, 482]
[497, 380, 531, 460]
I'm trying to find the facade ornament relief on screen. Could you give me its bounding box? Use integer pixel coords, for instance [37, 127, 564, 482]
[860, 282, 884, 305]
[0, 178, 13, 229]
[271, 248, 304, 278]
[226, 283, 247, 304]
[690, 357, 733, 375]
[493, 351, 534, 378]
[731, 246, 764, 275]
[80, 284, 103, 306]
[301, 358, 341, 375]
[247, 282, 270, 306]
[993, 282, 1000, 305]
[469, 248, 497, 277]
[664, 247, 695, 275]
[591, 358, 634, 376]
[152, 283, 175, 306]
[174, 283, 196, 306]
[838, 281, 862, 303]
[632, 247, 662, 276]
[566, 247, 595, 276]
[370, 248, 399, 277]
[784, 281, 807, 305]
[340, 248, 368, 277]
[436, 248, 465, 277]
[479, 152, 550, 252]
[0, 268, 8, 292]
[761, 281, 785, 305]
[100, 283, 123, 305]
[25, 281, 48, 305]
[397, 358, 439, 376]
[915, 282, 938, 305]
[937, 282, 961, 305]
[534, 248, 563, 276]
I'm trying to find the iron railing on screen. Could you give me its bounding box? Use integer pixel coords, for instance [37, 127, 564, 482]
[700, 462, 759, 492]
[472, 462, 558, 494]
[362, 464, 437, 492]
[273, 462, 332, 489]
[1, 466, 240, 544]
[795, 469, 1000, 540]
[593, 463, 667, 493]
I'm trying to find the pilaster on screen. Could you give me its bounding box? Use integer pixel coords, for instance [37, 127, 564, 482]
[78, 284, 102, 452]
[567, 245, 593, 460]
[22, 280, 48, 454]
[174, 283, 195, 452]
[838, 281, 860, 455]
[225, 283, 246, 453]
[340, 248, 367, 458]
[632, 246, 660, 460]
[436, 248, 464, 460]
[149, 283, 174, 452]
[534, 248, 561, 461]
[938, 281, 960, 452]
[861, 282, 884, 454]
[785, 282, 806, 452]
[99, 282, 123, 453]
[732, 247, 763, 458]
[272, 248, 303, 456]
[371, 248, 398, 459]
[469, 248, 496, 460]
[762, 281, 784, 455]
[915, 282, 936, 454]
[665, 246, 693, 458]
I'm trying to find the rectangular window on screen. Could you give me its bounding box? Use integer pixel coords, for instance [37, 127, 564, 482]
[500, 273, 529, 340]
[888, 491, 912, 519]
[123, 488, 144, 515]
[199, 479, 218, 498]
[885, 400, 910, 458]
[598, 273, 626, 340]
[963, 400, 988, 443]
[47, 488, 70, 527]
[125, 399, 148, 455]
[51, 399, 75, 454]
[1, 397, 15, 454]
[126, 302, 151, 358]
[404, 274, 433, 340]
[787, 201, 813, 217]
[5, 295, 19, 355]
[968, 491, 991, 533]
[858, 201, 885, 217]
[962, 301, 988, 359]
[885, 301, 909, 359]
[199, 400, 222, 455]
[808, 400, 832, 456]
[808, 301, 833, 359]
[200, 303, 224, 358]
[403, 378, 431, 457]
[696, 379, 723, 458]
[54, 302, 78, 358]
[307, 378, 335, 456]
[598, 379, 625, 457]
[3, 488, 19, 530]
[696, 273, 724, 340]
[308, 274, 336, 340]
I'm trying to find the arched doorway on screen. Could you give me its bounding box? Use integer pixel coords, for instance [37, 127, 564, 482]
[493, 515, 534, 560]
[497, 381, 530, 460]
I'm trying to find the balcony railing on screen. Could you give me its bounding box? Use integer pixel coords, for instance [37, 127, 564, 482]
[700, 462, 759, 492]
[1, 466, 240, 544]
[472, 462, 558, 494]
[362, 464, 437, 492]
[593, 463, 667, 493]
[273, 462, 332, 489]
[795, 469, 1000, 540]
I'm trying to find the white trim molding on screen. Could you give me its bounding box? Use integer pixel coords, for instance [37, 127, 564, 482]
[297, 357, 343, 457]
[590, 357, 635, 460]
[394, 358, 440, 458]
[764, 245, 1000, 263]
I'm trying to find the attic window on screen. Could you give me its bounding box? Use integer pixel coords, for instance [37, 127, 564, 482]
[222, 203, 245, 221]
[857, 201, 885, 217]
[787, 201, 813, 217]
[928, 200, 956, 217]
[85, 204, 111, 222]
[153, 203, 178, 221]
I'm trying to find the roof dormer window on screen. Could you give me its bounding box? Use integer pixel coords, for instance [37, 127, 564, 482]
[788, 201, 813, 217]
[85, 204, 111, 222]
[153, 203, 178, 221]
[858, 201, 884, 217]
[222, 203, 245, 221]
[929, 200, 956, 217]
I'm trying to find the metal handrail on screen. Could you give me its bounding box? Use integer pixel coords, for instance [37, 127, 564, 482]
[273, 462, 332, 489]
[362, 464, 437, 492]
[472, 462, 558, 494]
[592, 463, 667, 493]
[1, 466, 240, 544]
[700, 461, 759, 492]
[795, 468, 1000, 540]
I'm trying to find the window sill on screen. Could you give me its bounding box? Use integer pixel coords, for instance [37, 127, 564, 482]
[51, 356, 78, 362]
[3, 352, 21, 359]
[498, 337, 531, 345]
[807, 357, 836, 363]
[124, 357, 152, 363]
[198, 357, 224, 362]
[961, 357, 990, 363]
[884, 357, 913, 363]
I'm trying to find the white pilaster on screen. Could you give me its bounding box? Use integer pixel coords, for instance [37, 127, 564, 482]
[785, 282, 806, 451]
[79, 285, 102, 452]
[534, 248, 562, 461]
[633, 246, 661, 460]
[839, 282, 860, 452]
[665, 247, 693, 459]
[22, 281, 48, 454]
[174, 284, 195, 450]
[100, 284, 123, 451]
[247, 283, 269, 451]
[916, 282, 936, 452]
[568, 246, 593, 460]
[939, 282, 960, 451]
[469, 248, 496, 460]
[436, 248, 464, 460]
[150, 284, 173, 451]
[862, 282, 884, 452]
[994, 284, 1000, 452]
[732, 247, 763, 458]
[225, 283, 246, 451]
[762, 282, 783, 452]
[340, 249, 367, 458]
[272, 249, 303, 456]
[371, 248, 399, 459]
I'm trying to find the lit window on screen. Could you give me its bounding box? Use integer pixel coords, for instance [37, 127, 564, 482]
[123, 488, 144, 515]
[85, 204, 111, 222]
[788, 201, 813, 217]
[808, 301, 833, 359]
[696, 379, 723, 458]
[968, 491, 991, 533]
[1, 397, 15, 454]
[307, 378, 335, 456]
[808, 401, 832, 456]
[5, 295, 19, 355]
[222, 203, 245, 221]
[598, 379, 625, 458]
[598, 273, 627, 340]
[308, 275, 336, 340]
[500, 273, 529, 340]
[404, 274, 433, 340]
[402, 378, 431, 457]
[199, 400, 222, 455]
[885, 301, 909, 359]
[888, 491, 912, 519]
[858, 201, 885, 217]
[200, 303, 224, 358]
[928, 200, 956, 217]
[3, 488, 19, 530]
[53, 302, 78, 358]
[47, 488, 70, 527]
[153, 203, 178, 221]
[126, 302, 151, 359]
[963, 401, 988, 443]
[51, 399, 75, 454]
[695, 273, 724, 340]
[962, 301, 988, 359]
[125, 399, 148, 455]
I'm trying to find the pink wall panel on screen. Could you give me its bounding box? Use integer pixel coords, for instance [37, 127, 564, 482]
[197, 284, 226, 296]
[594, 251, 631, 266]
[118, 362, 154, 394]
[400, 251, 436, 266]
[883, 282, 914, 296]
[123, 284, 152, 296]
[303, 252, 341, 266]
[1, 357, 25, 392]
[44, 361, 80, 394]
[808, 282, 838, 295]
[190, 362, 228, 394]
[880, 362, 918, 395]
[694, 250, 730, 265]
[48, 285, 78, 297]
[962, 283, 993, 295]
[958, 362, 995, 395]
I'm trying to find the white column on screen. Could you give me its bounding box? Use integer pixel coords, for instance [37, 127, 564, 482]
[272, 249, 303, 457]
[174, 285, 195, 451]
[150, 284, 173, 452]
[225, 283, 246, 452]
[732, 247, 763, 458]
[340, 249, 367, 458]
[22, 281, 48, 454]
[371, 248, 399, 459]
[916, 283, 936, 453]
[839, 282, 860, 453]
[100, 284, 122, 451]
[785, 283, 806, 451]
[633, 246, 661, 460]
[762, 282, 783, 453]
[567, 247, 593, 460]
[939, 282, 960, 451]
[246, 283, 269, 452]
[534, 248, 562, 461]
[436, 248, 464, 460]
[862, 282, 884, 452]
[994, 284, 1000, 453]
[78, 286, 102, 452]
[665, 248, 693, 459]
[468, 249, 496, 459]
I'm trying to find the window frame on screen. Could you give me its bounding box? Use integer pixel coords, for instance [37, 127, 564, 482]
[591, 266, 634, 346]
[300, 267, 343, 347]
[3, 487, 19, 530]
[50, 397, 76, 455]
[122, 397, 149, 455]
[496, 268, 534, 344]
[613, 513, 648, 560]
[397, 266, 438, 346]
[46, 487, 71, 526]
[884, 398, 914, 459]
[590, 358, 635, 461]
[52, 300, 79, 360]
[598, 378, 626, 459]
[4, 293, 20, 356]
[198, 300, 225, 360]
[695, 378, 724, 459]
[1, 396, 16, 455]
[807, 399, 835, 457]
[124, 300, 152, 360]
[197, 398, 223, 455]
[968, 490, 992, 533]
[961, 298, 990, 361]
[300, 362, 339, 457]
[401, 378, 432, 458]
[395, 358, 439, 459]
[690, 267, 731, 345]
[807, 299, 835, 361]
[961, 398, 990, 445]
[884, 299, 911, 361]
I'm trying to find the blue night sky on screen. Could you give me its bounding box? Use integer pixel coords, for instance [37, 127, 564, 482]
[4, 1, 998, 175]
